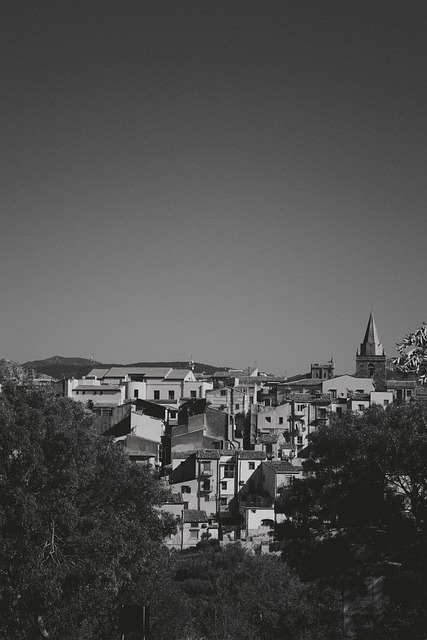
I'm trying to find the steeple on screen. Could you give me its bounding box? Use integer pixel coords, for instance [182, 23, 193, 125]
[358, 312, 384, 357]
[355, 313, 386, 390]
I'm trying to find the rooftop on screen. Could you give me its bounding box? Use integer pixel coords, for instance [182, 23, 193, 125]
[387, 380, 417, 389]
[96, 367, 173, 379]
[263, 460, 303, 473]
[182, 510, 208, 523]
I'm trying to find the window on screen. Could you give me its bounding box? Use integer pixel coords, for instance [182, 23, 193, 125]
[202, 480, 211, 491]
[265, 399, 271, 407]
[265, 417, 271, 423]
[336, 407, 342, 417]
[220, 389, 227, 396]
[407, 390, 412, 398]
[201, 461, 211, 473]
[190, 530, 199, 539]
[384, 399, 389, 407]
[190, 522, 199, 528]
[330, 390, 337, 399]
[220, 497, 228, 506]
[358, 404, 365, 411]
[235, 403, 240, 410]
[279, 417, 283, 425]
[168, 390, 175, 400]
[221, 481, 227, 490]
[204, 495, 210, 502]
[170, 411, 177, 419]
[356, 389, 364, 394]
[297, 436, 303, 444]
[133, 389, 139, 398]
[190, 390, 197, 399]
[248, 462, 255, 470]
[154, 390, 160, 400]
[181, 485, 191, 494]
[223, 464, 234, 478]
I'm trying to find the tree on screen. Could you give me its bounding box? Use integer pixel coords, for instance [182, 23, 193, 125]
[393, 322, 427, 383]
[0, 380, 176, 639]
[174, 543, 341, 640]
[275, 402, 427, 639]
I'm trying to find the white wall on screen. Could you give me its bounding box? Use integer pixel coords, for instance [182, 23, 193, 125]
[126, 380, 147, 400]
[370, 391, 393, 407]
[245, 507, 275, 533]
[131, 412, 164, 442]
[323, 375, 374, 397]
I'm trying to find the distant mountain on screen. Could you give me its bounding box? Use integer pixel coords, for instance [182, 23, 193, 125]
[23, 356, 102, 380]
[22, 356, 226, 380]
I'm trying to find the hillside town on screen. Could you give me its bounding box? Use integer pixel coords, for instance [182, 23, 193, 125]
[24, 312, 426, 550]
[2, 315, 427, 640]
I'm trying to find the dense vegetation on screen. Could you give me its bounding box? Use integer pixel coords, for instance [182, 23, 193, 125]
[0, 379, 177, 639]
[0, 373, 340, 639]
[276, 401, 427, 639]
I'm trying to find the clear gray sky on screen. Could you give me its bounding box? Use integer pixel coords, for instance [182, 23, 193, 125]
[1, 0, 426, 375]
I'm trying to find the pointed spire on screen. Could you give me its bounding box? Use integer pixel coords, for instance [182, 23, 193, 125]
[359, 312, 384, 356]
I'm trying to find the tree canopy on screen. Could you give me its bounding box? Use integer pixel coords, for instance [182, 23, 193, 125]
[393, 322, 427, 383]
[275, 401, 427, 639]
[174, 542, 340, 640]
[0, 381, 176, 639]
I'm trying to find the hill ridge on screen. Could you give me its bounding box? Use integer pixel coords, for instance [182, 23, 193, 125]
[23, 356, 228, 379]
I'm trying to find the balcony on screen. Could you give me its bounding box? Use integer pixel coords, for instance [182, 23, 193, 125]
[199, 482, 213, 493]
[199, 468, 213, 477]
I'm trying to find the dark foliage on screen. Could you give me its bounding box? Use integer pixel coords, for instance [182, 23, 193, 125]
[275, 402, 427, 639]
[0, 381, 177, 639]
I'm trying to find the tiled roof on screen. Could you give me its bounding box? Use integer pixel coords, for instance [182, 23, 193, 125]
[74, 385, 121, 391]
[102, 367, 172, 379]
[263, 460, 303, 473]
[387, 380, 417, 389]
[182, 510, 208, 523]
[171, 449, 266, 460]
[212, 370, 237, 378]
[164, 369, 192, 380]
[284, 379, 322, 386]
[237, 450, 267, 459]
[92, 402, 118, 408]
[88, 369, 110, 378]
[171, 450, 221, 460]
[284, 393, 329, 402]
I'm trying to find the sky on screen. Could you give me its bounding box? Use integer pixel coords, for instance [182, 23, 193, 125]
[1, 0, 426, 376]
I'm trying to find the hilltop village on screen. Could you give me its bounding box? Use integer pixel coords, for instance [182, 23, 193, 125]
[29, 313, 426, 549]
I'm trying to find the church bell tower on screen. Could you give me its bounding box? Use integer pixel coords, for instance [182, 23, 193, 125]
[356, 312, 386, 390]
